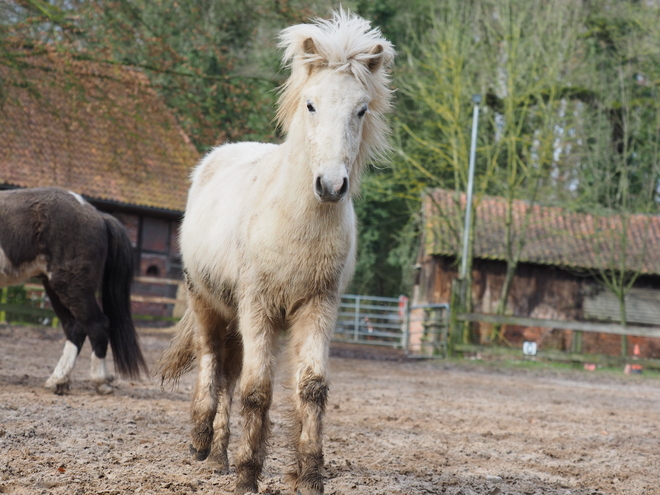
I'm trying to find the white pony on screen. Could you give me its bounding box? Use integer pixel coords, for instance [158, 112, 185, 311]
[159, 10, 394, 495]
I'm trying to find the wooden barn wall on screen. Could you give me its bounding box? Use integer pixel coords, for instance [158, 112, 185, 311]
[415, 256, 584, 318]
[415, 255, 660, 357]
[110, 210, 182, 319]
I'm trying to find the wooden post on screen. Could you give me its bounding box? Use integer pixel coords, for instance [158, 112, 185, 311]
[353, 295, 361, 342]
[401, 296, 410, 353]
[449, 278, 467, 356]
[172, 281, 187, 319]
[425, 307, 439, 356]
[0, 287, 7, 323]
[571, 330, 583, 354]
[621, 335, 628, 358]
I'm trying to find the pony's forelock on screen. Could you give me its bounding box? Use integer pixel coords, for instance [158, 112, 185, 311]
[276, 9, 395, 170]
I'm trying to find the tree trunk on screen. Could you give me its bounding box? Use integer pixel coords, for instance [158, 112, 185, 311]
[619, 293, 628, 357]
[491, 262, 517, 342]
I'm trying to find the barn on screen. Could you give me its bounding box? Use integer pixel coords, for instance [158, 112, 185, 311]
[0, 47, 199, 317]
[413, 188, 660, 358]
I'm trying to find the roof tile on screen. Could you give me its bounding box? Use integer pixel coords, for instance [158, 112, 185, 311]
[0, 48, 199, 212]
[425, 188, 660, 276]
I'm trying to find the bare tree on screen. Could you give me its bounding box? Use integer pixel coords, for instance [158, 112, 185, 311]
[571, 1, 660, 354]
[397, 0, 584, 343]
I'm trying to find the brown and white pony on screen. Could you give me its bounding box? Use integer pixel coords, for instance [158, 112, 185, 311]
[158, 10, 394, 495]
[0, 187, 147, 394]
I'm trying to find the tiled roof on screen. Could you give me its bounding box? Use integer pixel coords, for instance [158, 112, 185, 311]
[0, 48, 199, 212]
[424, 188, 660, 275]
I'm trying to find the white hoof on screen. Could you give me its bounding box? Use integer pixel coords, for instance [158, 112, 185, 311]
[45, 375, 68, 389]
[95, 382, 114, 395]
[45, 378, 70, 395]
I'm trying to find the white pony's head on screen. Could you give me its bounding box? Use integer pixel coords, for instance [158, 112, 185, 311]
[277, 9, 395, 203]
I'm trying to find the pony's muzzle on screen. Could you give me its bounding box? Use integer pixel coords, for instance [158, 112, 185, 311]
[314, 174, 348, 203]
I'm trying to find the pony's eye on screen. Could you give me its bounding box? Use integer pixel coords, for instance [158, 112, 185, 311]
[357, 104, 368, 118]
[306, 101, 316, 113]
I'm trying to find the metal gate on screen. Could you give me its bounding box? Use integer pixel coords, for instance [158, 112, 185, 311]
[334, 294, 408, 348]
[333, 295, 450, 356]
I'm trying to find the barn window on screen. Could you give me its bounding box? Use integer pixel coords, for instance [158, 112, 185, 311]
[141, 217, 170, 253]
[146, 265, 160, 276]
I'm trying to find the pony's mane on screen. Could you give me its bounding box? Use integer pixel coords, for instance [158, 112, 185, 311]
[276, 9, 395, 169]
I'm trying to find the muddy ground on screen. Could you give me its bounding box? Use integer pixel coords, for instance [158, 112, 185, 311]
[1, 324, 659, 495]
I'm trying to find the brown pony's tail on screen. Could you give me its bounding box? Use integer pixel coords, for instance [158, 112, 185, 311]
[156, 307, 197, 387]
[102, 214, 149, 379]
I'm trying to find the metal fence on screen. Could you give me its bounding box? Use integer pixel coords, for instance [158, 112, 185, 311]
[334, 294, 409, 348]
[333, 295, 450, 356]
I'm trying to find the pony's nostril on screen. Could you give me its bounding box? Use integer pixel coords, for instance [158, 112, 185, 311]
[338, 177, 348, 196]
[315, 175, 347, 201]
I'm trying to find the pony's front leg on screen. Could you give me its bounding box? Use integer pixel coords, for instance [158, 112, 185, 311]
[234, 303, 278, 495]
[287, 298, 336, 495]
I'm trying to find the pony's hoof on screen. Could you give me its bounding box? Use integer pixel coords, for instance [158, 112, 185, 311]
[44, 376, 66, 390]
[295, 479, 324, 495]
[106, 374, 115, 383]
[189, 444, 210, 461]
[54, 382, 70, 395]
[208, 451, 230, 473]
[95, 383, 114, 395]
[45, 377, 70, 395]
[234, 481, 258, 495]
[297, 487, 324, 495]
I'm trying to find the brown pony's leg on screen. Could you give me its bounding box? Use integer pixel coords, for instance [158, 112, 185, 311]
[234, 299, 279, 495]
[41, 280, 82, 394]
[286, 298, 336, 495]
[43, 271, 110, 395]
[208, 330, 243, 471]
[189, 295, 229, 461]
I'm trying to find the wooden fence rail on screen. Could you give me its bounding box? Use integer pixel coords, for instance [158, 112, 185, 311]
[453, 312, 660, 369]
[0, 277, 187, 325]
[457, 313, 660, 339]
[133, 277, 186, 318]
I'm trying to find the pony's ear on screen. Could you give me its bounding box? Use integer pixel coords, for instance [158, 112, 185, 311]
[302, 37, 325, 72]
[300, 36, 326, 74]
[366, 44, 385, 73]
[303, 37, 317, 55]
[278, 25, 325, 71]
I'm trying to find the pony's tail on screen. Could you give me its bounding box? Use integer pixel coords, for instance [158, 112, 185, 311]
[102, 214, 148, 379]
[156, 307, 197, 387]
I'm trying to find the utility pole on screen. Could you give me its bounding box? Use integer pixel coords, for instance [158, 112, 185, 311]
[459, 94, 481, 280]
[450, 94, 481, 353]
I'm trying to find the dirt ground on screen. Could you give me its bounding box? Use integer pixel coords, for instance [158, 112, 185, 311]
[1, 324, 659, 495]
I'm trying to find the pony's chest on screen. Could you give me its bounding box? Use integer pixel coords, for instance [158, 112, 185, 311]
[244, 209, 354, 291]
